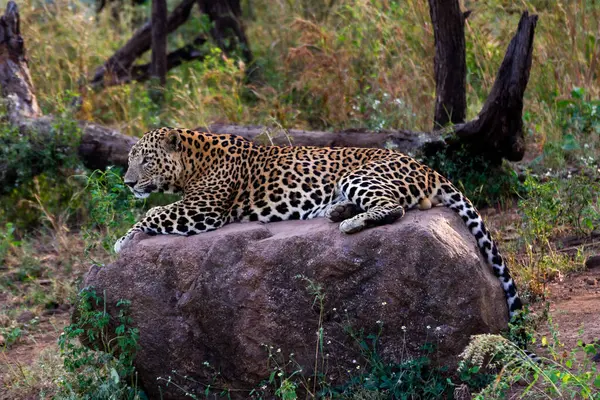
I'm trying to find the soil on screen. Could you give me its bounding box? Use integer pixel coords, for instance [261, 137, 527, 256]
[542, 267, 600, 356]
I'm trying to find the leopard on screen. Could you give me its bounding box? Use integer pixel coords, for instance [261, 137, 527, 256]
[114, 127, 523, 321]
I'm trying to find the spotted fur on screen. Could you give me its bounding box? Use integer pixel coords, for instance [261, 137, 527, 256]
[115, 127, 523, 319]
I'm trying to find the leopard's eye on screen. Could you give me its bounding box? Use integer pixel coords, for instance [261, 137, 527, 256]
[142, 157, 151, 165]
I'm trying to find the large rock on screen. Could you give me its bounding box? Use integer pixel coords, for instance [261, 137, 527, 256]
[82, 207, 508, 399]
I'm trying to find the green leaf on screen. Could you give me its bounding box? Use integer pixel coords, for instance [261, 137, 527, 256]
[571, 87, 585, 99]
[110, 367, 120, 384]
[593, 375, 600, 389]
[561, 134, 580, 151]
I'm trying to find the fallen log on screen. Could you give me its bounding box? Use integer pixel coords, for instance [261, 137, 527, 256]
[76, 123, 439, 171]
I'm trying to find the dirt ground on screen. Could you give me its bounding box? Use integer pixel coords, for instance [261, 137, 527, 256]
[542, 267, 600, 356]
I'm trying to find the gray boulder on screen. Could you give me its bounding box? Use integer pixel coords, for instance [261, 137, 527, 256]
[82, 207, 508, 399]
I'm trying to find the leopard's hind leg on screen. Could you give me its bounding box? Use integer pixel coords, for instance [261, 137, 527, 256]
[339, 201, 405, 233]
[334, 172, 405, 234]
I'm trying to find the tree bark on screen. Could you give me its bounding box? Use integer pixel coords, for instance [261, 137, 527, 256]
[434, 11, 538, 164]
[151, 0, 168, 86]
[197, 0, 253, 66]
[91, 0, 254, 88]
[428, 0, 467, 129]
[91, 0, 196, 88]
[127, 37, 209, 84]
[0, 1, 41, 123]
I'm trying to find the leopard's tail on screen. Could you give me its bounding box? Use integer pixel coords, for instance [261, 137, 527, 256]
[434, 175, 523, 319]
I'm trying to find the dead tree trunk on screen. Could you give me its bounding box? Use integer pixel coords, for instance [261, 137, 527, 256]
[428, 0, 468, 129]
[0, 1, 41, 123]
[0, 1, 537, 189]
[198, 0, 253, 68]
[91, 0, 253, 88]
[91, 0, 196, 88]
[427, 11, 538, 164]
[150, 0, 168, 86]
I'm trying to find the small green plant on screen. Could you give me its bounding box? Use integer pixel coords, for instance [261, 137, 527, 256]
[324, 325, 454, 399]
[516, 172, 599, 296]
[459, 329, 600, 399]
[561, 174, 600, 236]
[0, 222, 19, 265]
[424, 147, 523, 208]
[519, 176, 564, 245]
[0, 326, 23, 348]
[79, 168, 142, 257]
[0, 110, 81, 194]
[57, 288, 143, 399]
[557, 87, 600, 139]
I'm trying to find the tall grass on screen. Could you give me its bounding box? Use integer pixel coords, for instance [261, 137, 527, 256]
[16, 0, 599, 145]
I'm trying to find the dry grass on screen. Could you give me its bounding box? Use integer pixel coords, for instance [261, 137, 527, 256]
[17, 0, 598, 139]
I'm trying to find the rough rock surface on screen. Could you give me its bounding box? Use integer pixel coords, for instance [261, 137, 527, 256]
[82, 207, 509, 399]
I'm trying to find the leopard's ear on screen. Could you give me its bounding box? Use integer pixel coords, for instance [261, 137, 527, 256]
[165, 129, 183, 152]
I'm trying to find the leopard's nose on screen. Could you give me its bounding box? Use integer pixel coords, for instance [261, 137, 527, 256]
[125, 180, 137, 188]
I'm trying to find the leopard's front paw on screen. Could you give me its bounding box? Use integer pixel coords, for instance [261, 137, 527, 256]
[339, 216, 366, 234]
[114, 230, 139, 253]
[114, 235, 129, 254]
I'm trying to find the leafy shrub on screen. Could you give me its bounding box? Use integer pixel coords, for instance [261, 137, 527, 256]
[79, 168, 142, 257]
[0, 113, 81, 192]
[0, 222, 19, 265]
[557, 87, 600, 138]
[519, 173, 600, 242]
[515, 173, 599, 296]
[459, 330, 600, 399]
[325, 342, 454, 399]
[57, 288, 144, 399]
[424, 147, 523, 208]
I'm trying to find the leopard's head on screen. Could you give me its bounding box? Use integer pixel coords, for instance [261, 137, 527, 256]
[124, 128, 185, 199]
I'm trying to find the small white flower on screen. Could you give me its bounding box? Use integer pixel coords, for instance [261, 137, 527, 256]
[356, 365, 361, 369]
[352, 359, 357, 364]
[332, 308, 337, 311]
[436, 327, 441, 331]
[401, 325, 406, 331]
[427, 325, 431, 329]
[276, 348, 281, 353]
[327, 340, 331, 344]
[376, 320, 382, 324]
[381, 301, 387, 306]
